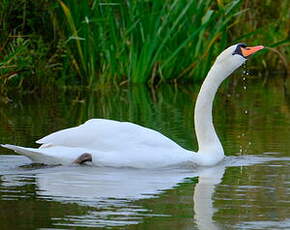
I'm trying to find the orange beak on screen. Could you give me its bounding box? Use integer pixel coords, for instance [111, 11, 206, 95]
[241, 45, 264, 57]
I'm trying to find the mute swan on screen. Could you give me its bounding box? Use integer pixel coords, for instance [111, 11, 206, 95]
[1, 43, 264, 168]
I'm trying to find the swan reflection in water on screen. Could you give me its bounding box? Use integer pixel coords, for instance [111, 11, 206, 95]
[36, 165, 224, 229]
[0, 155, 273, 229]
[193, 166, 225, 230]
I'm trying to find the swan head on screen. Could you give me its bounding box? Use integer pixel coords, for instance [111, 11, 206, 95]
[214, 43, 264, 74]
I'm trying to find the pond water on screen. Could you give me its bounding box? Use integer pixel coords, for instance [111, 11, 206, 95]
[0, 75, 290, 229]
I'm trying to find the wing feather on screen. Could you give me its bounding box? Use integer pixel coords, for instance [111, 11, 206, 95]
[36, 119, 181, 151]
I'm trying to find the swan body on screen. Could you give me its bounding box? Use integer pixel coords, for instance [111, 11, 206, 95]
[2, 119, 195, 168]
[1, 44, 264, 168]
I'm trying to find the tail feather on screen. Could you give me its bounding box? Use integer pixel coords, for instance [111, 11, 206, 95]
[1, 144, 62, 164]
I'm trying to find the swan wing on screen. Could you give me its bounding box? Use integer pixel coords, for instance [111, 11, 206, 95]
[36, 119, 182, 151]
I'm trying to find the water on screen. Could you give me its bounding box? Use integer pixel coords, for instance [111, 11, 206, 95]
[0, 75, 290, 229]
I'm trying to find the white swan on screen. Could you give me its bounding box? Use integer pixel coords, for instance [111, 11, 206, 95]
[1, 43, 264, 168]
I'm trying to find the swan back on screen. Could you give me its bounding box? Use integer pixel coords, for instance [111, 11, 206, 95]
[37, 119, 183, 151]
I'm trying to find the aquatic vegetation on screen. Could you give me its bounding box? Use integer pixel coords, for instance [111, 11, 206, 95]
[0, 0, 65, 89]
[0, 0, 289, 88]
[57, 0, 244, 85]
[0, 38, 30, 83]
[232, 0, 290, 74]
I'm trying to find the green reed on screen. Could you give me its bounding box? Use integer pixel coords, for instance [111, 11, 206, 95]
[57, 0, 244, 85]
[231, 0, 290, 73]
[0, 0, 289, 89]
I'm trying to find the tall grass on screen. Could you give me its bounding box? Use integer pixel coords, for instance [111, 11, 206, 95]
[57, 0, 243, 85]
[0, 0, 64, 89]
[0, 0, 289, 88]
[232, 0, 290, 73]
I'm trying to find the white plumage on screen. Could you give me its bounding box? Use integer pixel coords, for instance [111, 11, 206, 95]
[1, 43, 264, 168]
[2, 119, 194, 167]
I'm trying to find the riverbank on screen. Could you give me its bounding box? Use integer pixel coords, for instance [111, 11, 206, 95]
[0, 0, 289, 89]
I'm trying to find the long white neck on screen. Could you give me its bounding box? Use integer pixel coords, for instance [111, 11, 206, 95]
[194, 63, 234, 153]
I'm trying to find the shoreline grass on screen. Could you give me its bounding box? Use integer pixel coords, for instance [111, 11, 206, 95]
[0, 0, 289, 89]
[56, 0, 244, 85]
